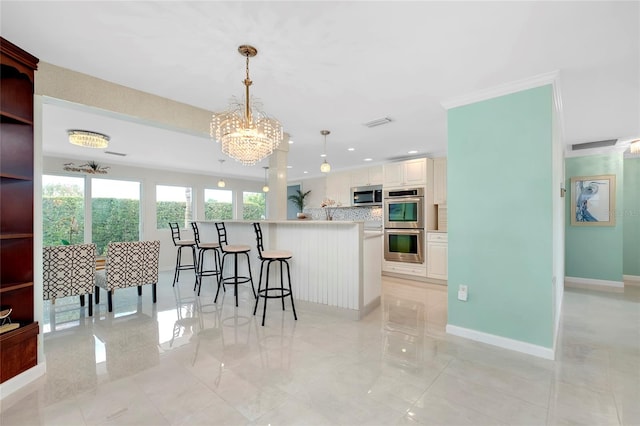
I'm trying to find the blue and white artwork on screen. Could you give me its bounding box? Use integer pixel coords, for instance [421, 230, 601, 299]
[571, 175, 615, 226]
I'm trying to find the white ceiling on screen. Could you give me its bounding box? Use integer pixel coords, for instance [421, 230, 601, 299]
[2, 1, 638, 181]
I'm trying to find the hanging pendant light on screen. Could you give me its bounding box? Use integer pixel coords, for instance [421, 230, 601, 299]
[631, 139, 640, 154]
[210, 45, 283, 166]
[320, 130, 331, 173]
[262, 166, 270, 192]
[217, 159, 226, 188]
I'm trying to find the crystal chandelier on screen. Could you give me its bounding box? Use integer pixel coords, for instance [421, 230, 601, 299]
[210, 45, 283, 166]
[320, 130, 331, 173]
[67, 130, 109, 149]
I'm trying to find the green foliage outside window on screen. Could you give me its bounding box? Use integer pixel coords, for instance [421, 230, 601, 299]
[205, 201, 233, 220]
[43, 196, 85, 247]
[243, 192, 266, 220]
[43, 196, 140, 255]
[156, 201, 187, 229]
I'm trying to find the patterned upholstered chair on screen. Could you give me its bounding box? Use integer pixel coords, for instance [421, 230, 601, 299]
[95, 240, 160, 312]
[43, 243, 97, 316]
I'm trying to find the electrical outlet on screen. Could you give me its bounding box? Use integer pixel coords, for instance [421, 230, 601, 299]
[457, 285, 468, 302]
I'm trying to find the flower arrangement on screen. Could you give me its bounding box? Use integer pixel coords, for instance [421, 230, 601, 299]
[321, 198, 341, 220]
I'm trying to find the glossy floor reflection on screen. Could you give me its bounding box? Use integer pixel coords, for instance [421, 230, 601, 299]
[1, 273, 639, 425]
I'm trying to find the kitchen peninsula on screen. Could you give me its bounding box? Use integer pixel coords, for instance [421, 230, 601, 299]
[197, 220, 381, 319]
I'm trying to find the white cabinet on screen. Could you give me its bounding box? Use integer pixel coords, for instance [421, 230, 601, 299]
[383, 158, 427, 187]
[433, 158, 447, 205]
[326, 171, 351, 206]
[382, 260, 427, 278]
[427, 232, 447, 280]
[351, 165, 383, 187]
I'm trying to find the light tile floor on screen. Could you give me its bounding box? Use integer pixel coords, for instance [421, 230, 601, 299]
[1, 272, 638, 425]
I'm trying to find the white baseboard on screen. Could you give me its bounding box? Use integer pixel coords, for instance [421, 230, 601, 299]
[446, 324, 555, 360]
[565, 276, 624, 288]
[623, 275, 640, 286]
[0, 362, 46, 402]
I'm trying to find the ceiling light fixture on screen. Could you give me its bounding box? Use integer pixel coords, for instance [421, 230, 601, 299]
[217, 159, 226, 188]
[631, 139, 640, 154]
[67, 130, 109, 149]
[262, 166, 270, 193]
[320, 130, 331, 173]
[210, 45, 283, 166]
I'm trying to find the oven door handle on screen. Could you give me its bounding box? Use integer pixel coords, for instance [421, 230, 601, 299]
[384, 228, 423, 235]
[384, 197, 423, 203]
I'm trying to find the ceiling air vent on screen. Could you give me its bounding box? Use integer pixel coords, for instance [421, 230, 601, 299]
[364, 117, 393, 128]
[571, 139, 617, 151]
[104, 150, 127, 157]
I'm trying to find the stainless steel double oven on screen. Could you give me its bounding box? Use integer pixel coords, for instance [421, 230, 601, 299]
[383, 188, 424, 264]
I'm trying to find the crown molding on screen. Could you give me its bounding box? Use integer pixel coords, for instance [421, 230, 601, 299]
[441, 70, 561, 110]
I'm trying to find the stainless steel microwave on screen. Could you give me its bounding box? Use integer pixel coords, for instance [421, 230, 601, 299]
[351, 185, 383, 207]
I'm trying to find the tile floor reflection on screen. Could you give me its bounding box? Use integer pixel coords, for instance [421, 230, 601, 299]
[1, 273, 639, 425]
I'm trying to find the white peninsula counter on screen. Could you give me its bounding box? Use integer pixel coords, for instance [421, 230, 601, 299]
[197, 220, 382, 319]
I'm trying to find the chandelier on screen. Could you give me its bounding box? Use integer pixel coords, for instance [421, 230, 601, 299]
[210, 45, 283, 166]
[67, 130, 109, 149]
[631, 139, 640, 154]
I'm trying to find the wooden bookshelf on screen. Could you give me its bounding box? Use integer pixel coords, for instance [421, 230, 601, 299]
[0, 37, 39, 384]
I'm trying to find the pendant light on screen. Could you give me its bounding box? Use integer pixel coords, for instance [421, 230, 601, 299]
[210, 45, 283, 166]
[262, 166, 270, 192]
[320, 130, 331, 173]
[217, 159, 226, 188]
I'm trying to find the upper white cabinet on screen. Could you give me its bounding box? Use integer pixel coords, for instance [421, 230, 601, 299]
[433, 158, 447, 205]
[383, 158, 427, 187]
[326, 171, 351, 206]
[351, 165, 383, 187]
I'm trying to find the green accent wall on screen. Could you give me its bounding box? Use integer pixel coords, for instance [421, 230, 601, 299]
[448, 85, 554, 348]
[565, 154, 624, 282]
[624, 158, 640, 276]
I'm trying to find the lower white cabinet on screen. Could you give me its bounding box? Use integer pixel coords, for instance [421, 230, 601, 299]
[427, 232, 447, 280]
[383, 260, 427, 278]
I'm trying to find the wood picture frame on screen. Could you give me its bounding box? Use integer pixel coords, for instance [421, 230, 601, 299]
[570, 174, 616, 226]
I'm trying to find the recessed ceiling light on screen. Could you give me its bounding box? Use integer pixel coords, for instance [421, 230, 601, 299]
[303, 171, 308, 174]
[289, 139, 294, 144]
[320, 154, 326, 158]
[287, 165, 292, 169]
[363, 158, 373, 162]
[348, 148, 355, 151]
[408, 150, 418, 154]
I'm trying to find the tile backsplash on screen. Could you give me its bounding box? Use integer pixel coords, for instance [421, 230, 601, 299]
[304, 206, 382, 223]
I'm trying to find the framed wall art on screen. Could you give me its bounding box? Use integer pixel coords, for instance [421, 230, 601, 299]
[570, 174, 616, 226]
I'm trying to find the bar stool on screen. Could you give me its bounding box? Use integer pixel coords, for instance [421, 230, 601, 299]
[169, 222, 197, 287]
[214, 222, 256, 307]
[190, 222, 222, 296]
[252, 222, 298, 326]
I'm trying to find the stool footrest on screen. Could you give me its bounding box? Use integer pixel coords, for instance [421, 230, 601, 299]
[220, 276, 253, 285]
[258, 288, 292, 298]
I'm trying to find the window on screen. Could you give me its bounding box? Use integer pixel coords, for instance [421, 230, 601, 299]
[92, 178, 141, 255]
[243, 191, 266, 220]
[204, 189, 233, 220]
[156, 185, 193, 229]
[42, 175, 85, 246]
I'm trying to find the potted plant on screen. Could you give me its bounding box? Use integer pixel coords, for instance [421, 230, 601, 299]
[288, 189, 311, 219]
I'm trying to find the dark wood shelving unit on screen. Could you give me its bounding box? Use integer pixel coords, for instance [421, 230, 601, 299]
[0, 37, 39, 384]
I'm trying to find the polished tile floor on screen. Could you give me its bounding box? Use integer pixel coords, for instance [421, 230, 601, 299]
[1, 272, 638, 425]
